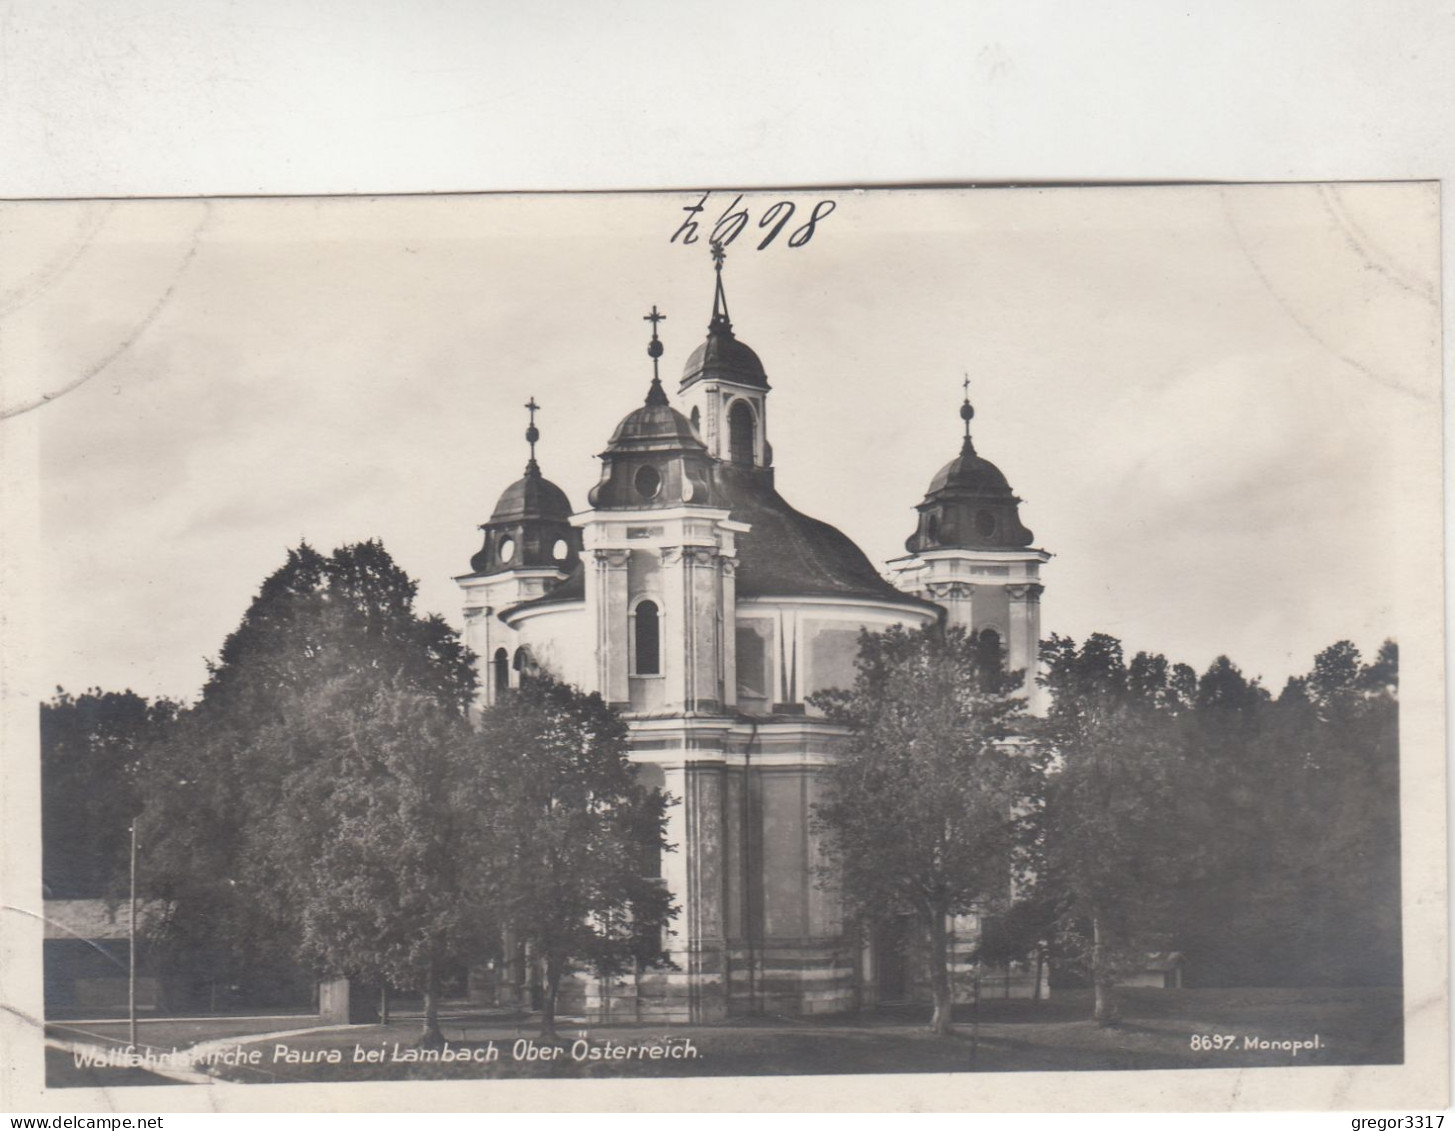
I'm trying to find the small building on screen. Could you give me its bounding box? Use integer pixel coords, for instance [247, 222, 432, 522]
[42, 899, 160, 1017]
[1118, 951, 1185, 989]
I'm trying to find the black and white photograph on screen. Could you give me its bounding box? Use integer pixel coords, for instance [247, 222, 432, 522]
[1, 182, 1444, 1112]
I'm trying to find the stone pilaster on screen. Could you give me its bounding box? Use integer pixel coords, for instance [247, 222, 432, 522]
[1006, 582, 1044, 712]
[591, 548, 631, 706]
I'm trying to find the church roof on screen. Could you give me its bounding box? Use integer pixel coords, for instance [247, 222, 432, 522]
[680, 317, 769, 389]
[925, 436, 1015, 497]
[717, 467, 931, 606]
[906, 418, 1036, 553]
[509, 558, 587, 613]
[603, 377, 707, 454]
[488, 462, 573, 524]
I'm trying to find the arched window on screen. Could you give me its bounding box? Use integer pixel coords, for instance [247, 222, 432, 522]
[493, 647, 509, 695]
[633, 599, 661, 676]
[975, 628, 1003, 678]
[512, 646, 531, 674]
[728, 400, 756, 467]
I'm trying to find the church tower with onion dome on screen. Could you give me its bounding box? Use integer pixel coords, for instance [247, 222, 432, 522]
[455, 400, 581, 708]
[676, 242, 772, 471]
[887, 380, 1050, 712]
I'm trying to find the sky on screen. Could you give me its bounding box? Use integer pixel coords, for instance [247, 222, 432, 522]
[2, 183, 1441, 704]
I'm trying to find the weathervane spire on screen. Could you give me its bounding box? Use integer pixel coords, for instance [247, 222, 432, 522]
[710, 240, 731, 329]
[524, 396, 541, 473]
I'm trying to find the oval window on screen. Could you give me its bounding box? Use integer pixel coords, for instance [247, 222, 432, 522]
[975, 510, 996, 538]
[498, 537, 516, 563]
[635, 464, 662, 500]
[552, 538, 569, 562]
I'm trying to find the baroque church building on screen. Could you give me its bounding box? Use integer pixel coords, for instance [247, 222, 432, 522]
[456, 253, 1048, 1021]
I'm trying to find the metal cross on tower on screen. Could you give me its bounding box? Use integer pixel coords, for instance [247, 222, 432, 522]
[644, 305, 666, 380]
[960, 373, 975, 438]
[524, 396, 541, 469]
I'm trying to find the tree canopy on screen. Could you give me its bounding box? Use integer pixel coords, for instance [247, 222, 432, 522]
[135, 540, 482, 1029]
[810, 623, 1034, 1034]
[41, 688, 176, 899]
[1034, 633, 1201, 1023]
[1020, 633, 1400, 1020]
[471, 673, 675, 1038]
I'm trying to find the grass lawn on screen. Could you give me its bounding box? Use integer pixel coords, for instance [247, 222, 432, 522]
[46, 986, 1401, 1087]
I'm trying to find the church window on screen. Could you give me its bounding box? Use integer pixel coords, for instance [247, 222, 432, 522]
[513, 646, 531, 673]
[690, 405, 701, 434]
[926, 512, 941, 542]
[552, 538, 570, 562]
[634, 464, 662, 500]
[975, 628, 1003, 677]
[975, 509, 997, 539]
[736, 624, 766, 699]
[728, 400, 756, 467]
[493, 648, 509, 694]
[498, 537, 516, 564]
[632, 599, 661, 675]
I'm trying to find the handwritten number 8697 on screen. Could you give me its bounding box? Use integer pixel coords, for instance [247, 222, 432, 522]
[671, 192, 836, 251]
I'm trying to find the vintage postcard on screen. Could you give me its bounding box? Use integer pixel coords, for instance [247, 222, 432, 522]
[0, 184, 1445, 1113]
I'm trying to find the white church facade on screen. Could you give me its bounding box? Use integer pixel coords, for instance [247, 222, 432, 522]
[456, 253, 1048, 1021]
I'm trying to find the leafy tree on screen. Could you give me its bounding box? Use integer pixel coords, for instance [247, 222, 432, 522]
[248, 671, 487, 1045]
[472, 674, 675, 1039]
[41, 688, 176, 899]
[1037, 633, 1190, 1024]
[201, 541, 475, 717]
[1280, 639, 1400, 985]
[810, 623, 1033, 1035]
[1162, 654, 1279, 986]
[136, 540, 481, 1026]
[1159, 639, 1399, 989]
[1034, 633, 1400, 1002]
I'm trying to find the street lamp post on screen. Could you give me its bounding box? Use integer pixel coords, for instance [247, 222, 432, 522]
[128, 820, 138, 1049]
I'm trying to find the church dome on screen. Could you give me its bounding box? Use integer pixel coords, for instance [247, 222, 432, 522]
[489, 465, 573, 524]
[604, 380, 708, 453]
[589, 376, 714, 509]
[905, 406, 1035, 553]
[925, 440, 1015, 497]
[681, 245, 770, 391]
[467, 402, 581, 577]
[681, 319, 769, 389]
[470, 461, 580, 576]
[717, 464, 936, 609]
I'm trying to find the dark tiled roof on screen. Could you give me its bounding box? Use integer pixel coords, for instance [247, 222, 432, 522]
[502, 559, 585, 615]
[681, 319, 769, 389]
[926, 437, 1014, 496]
[603, 387, 706, 453]
[716, 466, 932, 607]
[489, 465, 573, 524]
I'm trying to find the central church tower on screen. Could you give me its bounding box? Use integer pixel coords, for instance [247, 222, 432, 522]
[675, 244, 771, 471]
[579, 306, 748, 716]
